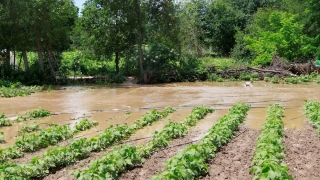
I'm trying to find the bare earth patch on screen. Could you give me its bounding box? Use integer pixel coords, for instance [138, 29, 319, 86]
[201, 126, 259, 180]
[283, 123, 320, 180]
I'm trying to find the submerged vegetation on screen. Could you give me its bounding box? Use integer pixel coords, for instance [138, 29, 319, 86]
[0, 107, 175, 178]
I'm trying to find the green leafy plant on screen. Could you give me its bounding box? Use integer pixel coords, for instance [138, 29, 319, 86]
[73, 106, 214, 179]
[73, 119, 98, 133]
[0, 132, 4, 143]
[299, 74, 311, 82]
[0, 82, 44, 98]
[0, 113, 12, 127]
[284, 77, 299, 84]
[0, 107, 176, 178]
[271, 77, 280, 84]
[250, 104, 292, 180]
[27, 108, 51, 119]
[304, 100, 320, 133]
[152, 103, 250, 180]
[18, 123, 40, 135]
[264, 77, 271, 82]
[0, 119, 99, 164]
[14, 115, 28, 123]
[15, 124, 74, 152]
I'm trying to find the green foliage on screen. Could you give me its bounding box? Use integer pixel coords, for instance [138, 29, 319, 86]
[15, 124, 74, 152]
[299, 74, 311, 82]
[284, 77, 299, 84]
[18, 123, 40, 135]
[250, 104, 292, 180]
[0, 85, 44, 98]
[264, 77, 271, 82]
[271, 77, 280, 84]
[27, 108, 50, 119]
[152, 103, 249, 180]
[207, 74, 223, 82]
[202, 0, 245, 55]
[303, 100, 320, 133]
[73, 119, 98, 133]
[245, 11, 312, 66]
[0, 132, 4, 143]
[0, 119, 99, 164]
[239, 72, 258, 81]
[14, 116, 28, 123]
[74, 106, 214, 179]
[0, 113, 12, 127]
[74, 145, 144, 179]
[0, 107, 175, 178]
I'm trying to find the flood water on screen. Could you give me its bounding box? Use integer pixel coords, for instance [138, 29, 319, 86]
[1, 81, 319, 148]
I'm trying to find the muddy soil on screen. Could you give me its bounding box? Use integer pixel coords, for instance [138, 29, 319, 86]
[119, 130, 206, 180]
[283, 123, 320, 179]
[201, 126, 259, 180]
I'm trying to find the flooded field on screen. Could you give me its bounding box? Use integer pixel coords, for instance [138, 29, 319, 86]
[2, 80, 320, 180]
[0, 81, 318, 148]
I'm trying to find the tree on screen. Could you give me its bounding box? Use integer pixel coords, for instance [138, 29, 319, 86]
[245, 11, 311, 66]
[80, 0, 136, 74]
[202, 0, 245, 56]
[177, 0, 206, 57]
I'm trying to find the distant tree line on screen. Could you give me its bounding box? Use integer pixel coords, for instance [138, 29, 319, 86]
[0, 0, 319, 83]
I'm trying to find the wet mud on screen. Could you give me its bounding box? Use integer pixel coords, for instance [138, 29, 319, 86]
[201, 126, 259, 180]
[283, 123, 320, 179]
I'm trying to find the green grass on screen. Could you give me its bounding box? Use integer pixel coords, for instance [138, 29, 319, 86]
[199, 57, 248, 71]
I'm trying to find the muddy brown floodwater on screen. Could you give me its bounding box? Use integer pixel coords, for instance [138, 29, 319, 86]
[1, 81, 319, 148]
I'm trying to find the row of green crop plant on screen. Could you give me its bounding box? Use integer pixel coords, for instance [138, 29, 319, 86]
[151, 103, 250, 179]
[264, 71, 320, 84]
[0, 107, 175, 178]
[0, 108, 51, 145]
[18, 123, 41, 135]
[73, 106, 214, 179]
[0, 80, 45, 98]
[0, 108, 51, 128]
[0, 119, 98, 164]
[249, 104, 292, 180]
[303, 100, 320, 133]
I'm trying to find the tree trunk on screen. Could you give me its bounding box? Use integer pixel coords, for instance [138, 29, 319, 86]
[136, 0, 144, 82]
[115, 51, 120, 73]
[36, 37, 44, 71]
[5, 48, 10, 65]
[22, 50, 29, 71]
[47, 41, 56, 78]
[13, 50, 16, 69]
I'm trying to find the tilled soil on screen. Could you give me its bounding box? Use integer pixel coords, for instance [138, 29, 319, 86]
[283, 123, 320, 180]
[119, 130, 206, 180]
[201, 126, 259, 180]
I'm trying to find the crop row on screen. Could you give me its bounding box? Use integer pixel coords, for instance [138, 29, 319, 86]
[303, 100, 320, 133]
[249, 104, 292, 180]
[73, 106, 214, 179]
[0, 107, 175, 178]
[0, 119, 98, 163]
[0, 108, 51, 128]
[151, 103, 250, 179]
